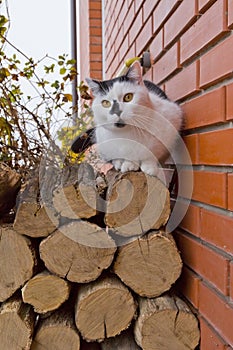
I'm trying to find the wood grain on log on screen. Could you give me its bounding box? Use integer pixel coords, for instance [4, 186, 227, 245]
[0, 226, 36, 301]
[53, 163, 105, 219]
[31, 305, 80, 350]
[105, 171, 170, 237]
[101, 329, 141, 350]
[75, 276, 137, 342]
[0, 162, 21, 217]
[114, 230, 182, 297]
[22, 270, 71, 313]
[0, 293, 35, 350]
[14, 174, 59, 237]
[134, 295, 200, 350]
[40, 221, 116, 283]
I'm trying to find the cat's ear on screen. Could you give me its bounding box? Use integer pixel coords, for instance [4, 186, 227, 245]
[85, 78, 101, 96]
[126, 61, 143, 84]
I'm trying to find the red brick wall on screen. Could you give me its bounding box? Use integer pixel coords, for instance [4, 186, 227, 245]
[102, 0, 233, 348]
[79, 0, 102, 81]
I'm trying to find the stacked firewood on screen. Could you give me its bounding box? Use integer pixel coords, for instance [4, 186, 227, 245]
[0, 162, 200, 349]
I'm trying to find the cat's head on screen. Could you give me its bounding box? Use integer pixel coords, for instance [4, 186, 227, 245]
[85, 61, 151, 130]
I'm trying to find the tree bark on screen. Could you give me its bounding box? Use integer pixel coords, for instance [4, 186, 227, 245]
[0, 225, 37, 301]
[134, 294, 200, 350]
[39, 221, 116, 283]
[114, 230, 182, 297]
[101, 329, 141, 350]
[105, 171, 170, 237]
[0, 293, 35, 350]
[22, 270, 71, 314]
[13, 172, 59, 237]
[75, 276, 137, 342]
[31, 304, 80, 350]
[0, 162, 21, 218]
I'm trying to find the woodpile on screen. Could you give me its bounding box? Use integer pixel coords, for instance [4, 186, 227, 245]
[0, 163, 200, 349]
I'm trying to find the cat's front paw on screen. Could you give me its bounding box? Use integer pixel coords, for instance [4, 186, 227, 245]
[112, 159, 123, 170]
[140, 161, 159, 176]
[121, 160, 140, 173]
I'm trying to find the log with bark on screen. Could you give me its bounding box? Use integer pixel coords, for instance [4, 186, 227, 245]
[0, 225, 37, 301]
[134, 294, 200, 350]
[0, 293, 35, 350]
[31, 304, 80, 350]
[101, 329, 141, 350]
[13, 171, 59, 237]
[0, 162, 21, 218]
[114, 230, 182, 297]
[75, 276, 137, 342]
[39, 220, 116, 283]
[105, 171, 170, 237]
[21, 270, 71, 314]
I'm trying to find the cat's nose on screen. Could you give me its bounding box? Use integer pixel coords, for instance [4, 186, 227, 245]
[110, 100, 122, 116]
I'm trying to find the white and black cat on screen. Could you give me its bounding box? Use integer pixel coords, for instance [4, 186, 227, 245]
[72, 61, 183, 176]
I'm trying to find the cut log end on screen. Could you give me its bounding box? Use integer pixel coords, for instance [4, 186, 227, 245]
[32, 306, 80, 350]
[134, 295, 200, 350]
[22, 270, 71, 313]
[114, 231, 182, 297]
[0, 294, 35, 350]
[105, 171, 170, 237]
[39, 221, 116, 283]
[0, 226, 36, 302]
[75, 276, 137, 342]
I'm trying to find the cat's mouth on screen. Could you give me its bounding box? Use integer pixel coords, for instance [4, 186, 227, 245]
[114, 120, 126, 128]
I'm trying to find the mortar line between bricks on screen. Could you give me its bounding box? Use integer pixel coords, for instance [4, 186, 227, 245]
[176, 228, 233, 261]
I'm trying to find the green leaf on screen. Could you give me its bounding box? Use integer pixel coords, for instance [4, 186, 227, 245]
[59, 67, 66, 75]
[0, 67, 10, 82]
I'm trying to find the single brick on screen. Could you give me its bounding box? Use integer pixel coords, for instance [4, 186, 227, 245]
[200, 34, 233, 88]
[182, 86, 226, 129]
[199, 129, 233, 165]
[201, 209, 233, 254]
[192, 171, 227, 208]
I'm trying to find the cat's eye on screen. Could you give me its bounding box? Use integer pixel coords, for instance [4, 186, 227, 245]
[123, 93, 133, 102]
[101, 100, 111, 108]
